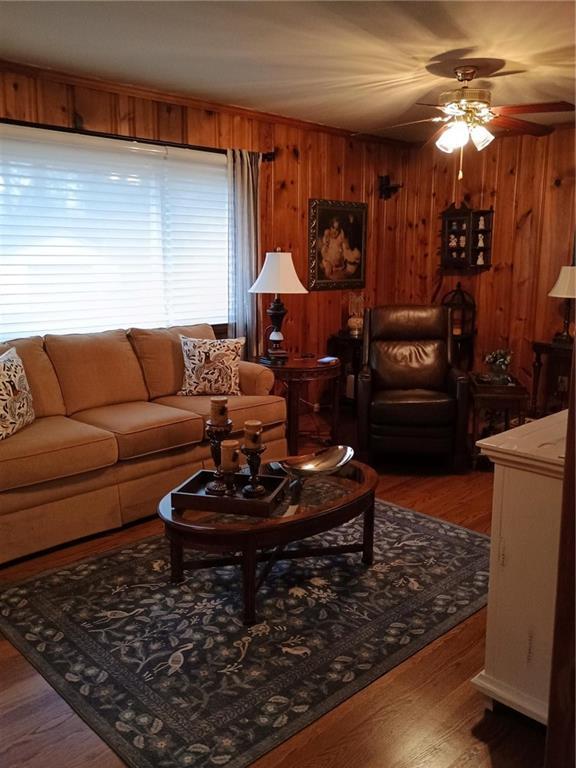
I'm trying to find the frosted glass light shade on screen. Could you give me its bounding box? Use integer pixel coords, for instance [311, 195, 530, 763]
[435, 122, 469, 154]
[470, 124, 495, 151]
[249, 251, 308, 294]
[548, 266, 576, 298]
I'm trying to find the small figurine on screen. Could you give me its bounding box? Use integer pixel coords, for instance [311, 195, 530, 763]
[459, 235, 466, 248]
[478, 215, 485, 230]
[476, 251, 485, 266]
[451, 251, 458, 259]
[448, 233, 458, 248]
[451, 221, 457, 231]
[477, 233, 485, 247]
[459, 251, 466, 260]
[462, 222, 467, 231]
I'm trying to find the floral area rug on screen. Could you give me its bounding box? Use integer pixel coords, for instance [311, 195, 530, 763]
[0, 501, 490, 768]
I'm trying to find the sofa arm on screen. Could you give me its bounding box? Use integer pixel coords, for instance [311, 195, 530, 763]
[239, 360, 275, 396]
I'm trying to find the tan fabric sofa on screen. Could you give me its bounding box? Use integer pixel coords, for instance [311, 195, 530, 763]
[0, 324, 287, 563]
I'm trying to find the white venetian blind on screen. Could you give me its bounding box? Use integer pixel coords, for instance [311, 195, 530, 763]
[0, 124, 229, 341]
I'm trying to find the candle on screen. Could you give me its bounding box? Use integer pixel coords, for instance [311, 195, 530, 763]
[221, 439, 240, 472]
[244, 419, 263, 449]
[210, 396, 228, 426]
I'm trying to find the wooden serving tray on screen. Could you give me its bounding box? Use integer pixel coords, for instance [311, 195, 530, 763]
[171, 469, 289, 518]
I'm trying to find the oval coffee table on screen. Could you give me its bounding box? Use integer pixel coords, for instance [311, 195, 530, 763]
[157, 460, 378, 625]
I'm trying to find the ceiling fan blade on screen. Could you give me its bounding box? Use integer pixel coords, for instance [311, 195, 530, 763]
[491, 115, 553, 136]
[493, 101, 574, 116]
[383, 117, 446, 130]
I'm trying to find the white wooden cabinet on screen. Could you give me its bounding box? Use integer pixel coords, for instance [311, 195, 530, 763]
[471, 410, 567, 724]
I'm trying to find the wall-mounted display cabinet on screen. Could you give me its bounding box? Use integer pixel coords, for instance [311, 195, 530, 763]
[440, 202, 494, 271]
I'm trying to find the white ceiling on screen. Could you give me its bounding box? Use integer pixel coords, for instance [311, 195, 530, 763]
[0, 1, 574, 141]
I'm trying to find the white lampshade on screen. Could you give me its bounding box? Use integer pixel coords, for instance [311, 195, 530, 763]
[249, 251, 308, 295]
[435, 121, 469, 154]
[470, 124, 495, 151]
[548, 266, 576, 299]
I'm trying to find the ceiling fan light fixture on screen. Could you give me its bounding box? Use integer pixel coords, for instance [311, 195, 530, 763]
[470, 124, 495, 151]
[435, 121, 469, 153]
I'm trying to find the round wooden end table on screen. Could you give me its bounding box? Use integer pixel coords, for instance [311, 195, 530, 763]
[157, 460, 377, 625]
[256, 357, 341, 454]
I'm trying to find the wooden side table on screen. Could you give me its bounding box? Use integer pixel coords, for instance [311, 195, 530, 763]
[531, 341, 573, 416]
[327, 332, 363, 401]
[257, 357, 341, 455]
[470, 373, 530, 469]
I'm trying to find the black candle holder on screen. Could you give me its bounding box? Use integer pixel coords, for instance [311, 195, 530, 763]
[205, 418, 233, 496]
[222, 469, 238, 496]
[240, 444, 266, 498]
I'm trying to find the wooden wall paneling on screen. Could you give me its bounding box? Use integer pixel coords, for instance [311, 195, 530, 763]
[1, 59, 574, 378]
[476, 138, 519, 361]
[507, 135, 548, 387]
[71, 86, 116, 133]
[402, 145, 425, 304]
[342, 137, 366, 327]
[388, 148, 412, 305]
[472, 142, 501, 369]
[186, 106, 219, 148]
[301, 130, 321, 357]
[116, 94, 134, 137]
[430, 152, 462, 305]
[0, 71, 37, 122]
[321, 133, 347, 344]
[133, 97, 156, 140]
[271, 124, 302, 356]
[36, 80, 72, 128]
[534, 127, 576, 344]
[156, 101, 184, 144]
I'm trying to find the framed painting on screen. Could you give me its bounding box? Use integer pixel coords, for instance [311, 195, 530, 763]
[308, 198, 367, 291]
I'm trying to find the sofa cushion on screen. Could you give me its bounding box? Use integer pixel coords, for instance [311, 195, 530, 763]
[0, 348, 35, 441]
[0, 416, 118, 491]
[129, 324, 216, 399]
[45, 329, 149, 415]
[0, 336, 65, 417]
[72, 401, 204, 460]
[155, 394, 286, 433]
[371, 389, 455, 427]
[180, 336, 244, 396]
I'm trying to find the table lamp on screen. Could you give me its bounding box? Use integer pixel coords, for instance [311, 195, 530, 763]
[249, 250, 308, 362]
[548, 265, 576, 345]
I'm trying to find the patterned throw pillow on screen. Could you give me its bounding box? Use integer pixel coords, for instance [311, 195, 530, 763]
[178, 336, 245, 396]
[0, 347, 35, 440]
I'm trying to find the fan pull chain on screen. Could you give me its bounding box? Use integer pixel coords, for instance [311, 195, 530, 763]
[458, 146, 464, 181]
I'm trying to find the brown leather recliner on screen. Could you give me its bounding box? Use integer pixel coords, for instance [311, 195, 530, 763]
[357, 305, 469, 470]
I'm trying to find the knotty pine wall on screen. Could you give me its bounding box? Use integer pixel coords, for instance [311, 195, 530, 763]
[0, 60, 407, 363]
[392, 126, 575, 388]
[1, 60, 574, 389]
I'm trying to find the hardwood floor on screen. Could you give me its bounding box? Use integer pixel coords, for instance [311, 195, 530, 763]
[0, 448, 546, 768]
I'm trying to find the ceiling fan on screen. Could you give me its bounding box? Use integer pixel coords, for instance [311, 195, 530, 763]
[390, 66, 574, 155]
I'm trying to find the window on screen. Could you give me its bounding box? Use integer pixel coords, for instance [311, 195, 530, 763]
[0, 124, 229, 341]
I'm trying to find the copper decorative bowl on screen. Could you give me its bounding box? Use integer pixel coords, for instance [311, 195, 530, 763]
[279, 445, 354, 478]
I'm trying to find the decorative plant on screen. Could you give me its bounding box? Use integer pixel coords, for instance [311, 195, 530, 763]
[484, 348, 512, 371]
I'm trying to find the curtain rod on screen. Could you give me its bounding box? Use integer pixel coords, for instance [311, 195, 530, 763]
[0, 118, 276, 160]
